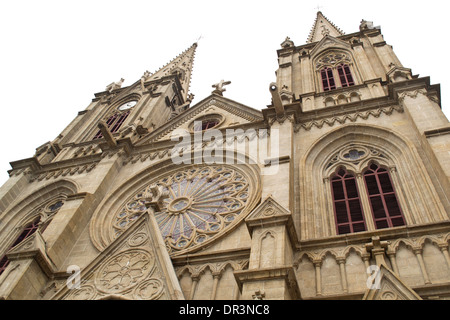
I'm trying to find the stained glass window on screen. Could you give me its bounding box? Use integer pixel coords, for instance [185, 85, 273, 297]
[363, 163, 405, 229]
[113, 166, 251, 253]
[321, 67, 336, 91]
[331, 168, 367, 235]
[93, 111, 130, 140]
[337, 64, 355, 87]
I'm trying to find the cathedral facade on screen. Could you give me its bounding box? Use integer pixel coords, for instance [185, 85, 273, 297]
[0, 12, 449, 300]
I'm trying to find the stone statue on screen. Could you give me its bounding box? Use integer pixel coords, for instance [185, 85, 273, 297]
[140, 71, 151, 91]
[105, 78, 124, 93]
[360, 20, 374, 31]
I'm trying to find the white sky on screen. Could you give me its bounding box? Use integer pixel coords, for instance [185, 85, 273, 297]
[0, 0, 448, 186]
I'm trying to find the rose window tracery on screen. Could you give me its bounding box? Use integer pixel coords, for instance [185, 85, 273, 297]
[113, 165, 253, 254]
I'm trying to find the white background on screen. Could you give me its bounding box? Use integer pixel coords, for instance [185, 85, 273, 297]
[0, 0, 448, 186]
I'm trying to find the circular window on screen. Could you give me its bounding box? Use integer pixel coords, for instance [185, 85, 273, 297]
[112, 165, 256, 254]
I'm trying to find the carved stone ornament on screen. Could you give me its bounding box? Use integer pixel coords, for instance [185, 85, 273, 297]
[95, 249, 155, 294]
[112, 165, 257, 254]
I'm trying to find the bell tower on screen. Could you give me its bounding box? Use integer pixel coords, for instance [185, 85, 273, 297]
[274, 11, 418, 112]
[42, 42, 198, 165]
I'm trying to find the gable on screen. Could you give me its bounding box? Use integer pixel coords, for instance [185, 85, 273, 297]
[52, 213, 184, 300]
[136, 94, 264, 145]
[363, 264, 422, 300]
[307, 12, 345, 44]
[309, 35, 352, 60]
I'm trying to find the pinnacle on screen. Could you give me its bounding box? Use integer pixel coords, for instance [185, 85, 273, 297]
[142, 42, 197, 101]
[307, 11, 345, 44]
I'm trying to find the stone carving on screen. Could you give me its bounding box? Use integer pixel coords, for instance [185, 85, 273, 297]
[140, 71, 151, 91]
[95, 249, 154, 294]
[66, 285, 97, 300]
[105, 78, 125, 93]
[212, 80, 231, 95]
[133, 279, 164, 300]
[360, 19, 374, 31]
[252, 290, 265, 300]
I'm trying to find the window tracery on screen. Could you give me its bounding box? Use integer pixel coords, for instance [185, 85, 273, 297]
[316, 52, 356, 92]
[326, 146, 405, 235]
[113, 165, 252, 254]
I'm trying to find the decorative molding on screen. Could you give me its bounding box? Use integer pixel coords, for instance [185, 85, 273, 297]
[397, 89, 427, 103]
[29, 162, 98, 182]
[54, 213, 183, 300]
[295, 104, 403, 131]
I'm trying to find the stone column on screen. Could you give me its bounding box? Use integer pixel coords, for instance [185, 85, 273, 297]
[337, 257, 348, 293]
[313, 259, 323, 297]
[439, 244, 450, 269]
[210, 272, 221, 300]
[413, 248, 431, 285]
[189, 275, 199, 300]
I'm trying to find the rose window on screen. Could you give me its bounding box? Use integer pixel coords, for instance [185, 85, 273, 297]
[113, 166, 253, 254]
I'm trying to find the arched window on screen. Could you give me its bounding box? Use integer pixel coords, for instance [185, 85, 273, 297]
[363, 163, 405, 229]
[193, 119, 219, 132]
[331, 168, 367, 235]
[0, 218, 41, 276]
[320, 67, 336, 92]
[93, 111, 130, 140]
[337, 64, 355, 88]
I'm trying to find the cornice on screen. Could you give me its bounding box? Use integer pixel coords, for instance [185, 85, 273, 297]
[296, 221, 450, 252]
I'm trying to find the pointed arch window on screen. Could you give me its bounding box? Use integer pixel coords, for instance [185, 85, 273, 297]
[337, 64, 355, 87]
[363, 163, 405, 229]
[330, 168, 367, 235]
[0, 218, 41, 276]
[93, 111, 131, 140]
[320, 67, 336, 92]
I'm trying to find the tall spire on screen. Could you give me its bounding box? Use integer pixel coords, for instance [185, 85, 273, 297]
[143, 43, 198, 101]
[307, 11, 345, 43]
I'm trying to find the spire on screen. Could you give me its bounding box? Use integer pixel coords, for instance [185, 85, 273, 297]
[142, 42, 198, 101]
[307, 11, 345, 43]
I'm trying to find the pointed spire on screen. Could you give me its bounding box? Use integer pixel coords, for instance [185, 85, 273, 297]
[307, 11, 345, 43]
[143, 43, 198, 101]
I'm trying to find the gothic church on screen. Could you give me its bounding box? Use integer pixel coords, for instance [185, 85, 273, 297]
[0, 12, 449, 300]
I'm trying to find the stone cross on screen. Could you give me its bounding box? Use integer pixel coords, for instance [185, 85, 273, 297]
[212, 80, 231, 95]
[365, 236, 389, 267]
[252, 290, 265, 300]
